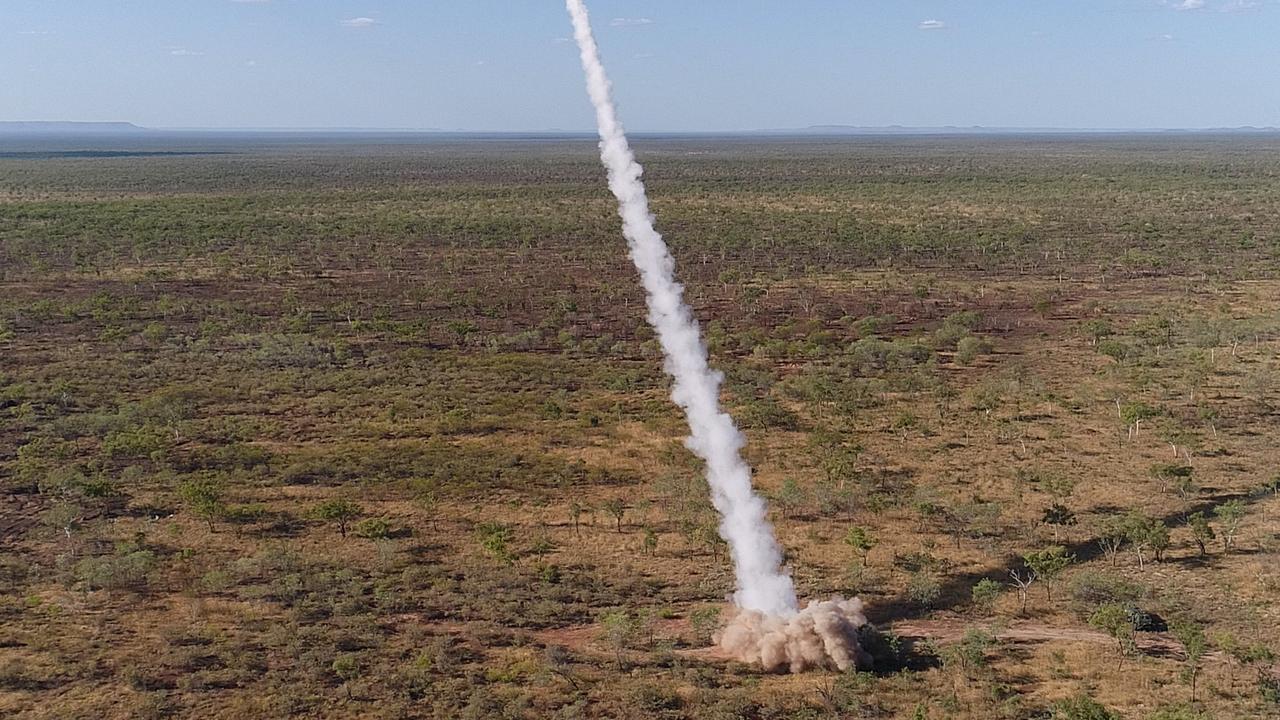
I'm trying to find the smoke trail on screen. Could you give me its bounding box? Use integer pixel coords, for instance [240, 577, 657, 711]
[564, 0, 797, 618]
[565, 2, 872, 672]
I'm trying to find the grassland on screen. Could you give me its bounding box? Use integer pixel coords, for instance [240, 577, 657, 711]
[1, 133, 1279, 719]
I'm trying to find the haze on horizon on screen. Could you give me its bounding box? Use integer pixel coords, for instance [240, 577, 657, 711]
[4, 0, 1279, 133]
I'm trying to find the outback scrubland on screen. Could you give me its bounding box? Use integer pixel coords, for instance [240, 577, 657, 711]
[1, 134, 1279, 719]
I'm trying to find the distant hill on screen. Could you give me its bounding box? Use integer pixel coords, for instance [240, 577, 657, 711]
[767, 124, 1280, 136]
[0, 121, 148, 135]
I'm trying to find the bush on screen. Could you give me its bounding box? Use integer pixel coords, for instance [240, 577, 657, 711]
[75, 550, 156, 591]
[955, 335, 991, 365]
[1050, 695, 1120, 720]
[354, 517, 392, 539]
[971, 578, 1002, 613]
[907, 571, 941, 608]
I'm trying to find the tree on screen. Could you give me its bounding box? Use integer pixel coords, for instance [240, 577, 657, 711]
[820, 442, 863, 491]
[332, 654, 360, 699]
[569, 502, 585, 537]
[1171, 618, 1209, 702]
[1262, 474, 1280, 497]
[1150, 463, 1192, 495]
[774, 478, 805, 518]
[1042, 503, 1077, 540]
[642, 528, 658, 556]
[689, 606, 721, 644]
[1089, 603, 1138, 668]
[1009, 568, 1036, 615]
[1124, 512, 1169, 568]
[179, 479, 226, 532]
[1096, 517, 1127, 567]
[971, 578, 1002, 615]
[599, 610, 636, 668]
[1024, 546, 1074, 603]
[603, 498, 626, 533]
[312, 499, 362, 538]
[844, 526, 878, 566]
[907, 571, 941, 608]
[1187, 512, 1214, 557]
[41, 502, 84, 542]
[939, 627, 994, 695]
[412, 485, 438, 530]
[475, 522, 514, 564]
[1214, 499, 1245, 552]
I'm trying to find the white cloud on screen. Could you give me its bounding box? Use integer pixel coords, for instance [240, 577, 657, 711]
[552, 36, 572, 44]
[230, 0, 270, 3]
[341, 17, 379, 28]
[169, 48, 204, 56]
[1176, 0, 1205, 9]
[1220, 0, 1261, 11]
[610, 17, 653, 27]
[918, 19, 946, 30]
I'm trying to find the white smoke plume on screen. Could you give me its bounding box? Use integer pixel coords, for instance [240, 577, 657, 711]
[565, 0, 795, 618]
[564, 0, 870, 670]
[717, 598, 872, 672]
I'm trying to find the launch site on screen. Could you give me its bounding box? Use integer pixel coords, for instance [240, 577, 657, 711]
[2, 1, 1279, 718]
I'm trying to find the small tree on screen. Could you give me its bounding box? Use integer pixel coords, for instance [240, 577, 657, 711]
[179, 479, 226, 532]
[312, 499, 362, 538]
[475, 522, 514, 564]
[1187, 512, 1214, 557]
[1009, 568, 1036, 615]
[1042, 503, 1077, 540]
[775, 478, 805, 518]
[642, 528, 658, 556]
[971, 578, 1002, 615]
[603, 498, 627, 533]
[41, 502, 84, 542]
[1171, 619, 1208, 702]
[1214, 499, 1245, 552]
[569, 502, 585, 537]
[600, 610, 636, 668]
[413, 486, 438, 530]
[940, 627, 994, 695]
[1262, 474, 1280, 496]
[689, 606, 721, 644]
[907, 571, 941, 608]
[1096, 517, 1127, 567]
[844, 526, 878, 566]
[332, 654, 360, 699]
[1024, 546, 1074, 603]
[1089, 603, 1138, 668]
[1124, 513, 1169, 568]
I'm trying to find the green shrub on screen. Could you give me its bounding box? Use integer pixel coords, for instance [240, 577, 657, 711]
[75, 550, 156, 591]
[907, 571, 941, 608]
[354, 517, 392, 539]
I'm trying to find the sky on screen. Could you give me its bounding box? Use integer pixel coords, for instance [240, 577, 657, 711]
[4, 0, 1279, 132]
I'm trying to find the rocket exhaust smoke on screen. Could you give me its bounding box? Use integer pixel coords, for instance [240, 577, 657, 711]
[565, 0, 869, 671]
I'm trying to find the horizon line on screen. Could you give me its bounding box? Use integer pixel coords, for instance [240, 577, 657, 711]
[4, 121, 1280, 136]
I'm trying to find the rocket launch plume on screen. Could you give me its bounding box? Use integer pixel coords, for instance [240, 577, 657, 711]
[565, 0, 870, 670]
[564, 0, 796, 618]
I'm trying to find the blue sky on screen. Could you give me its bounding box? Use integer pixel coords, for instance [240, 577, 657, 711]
[4, 1, 1278, 131]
